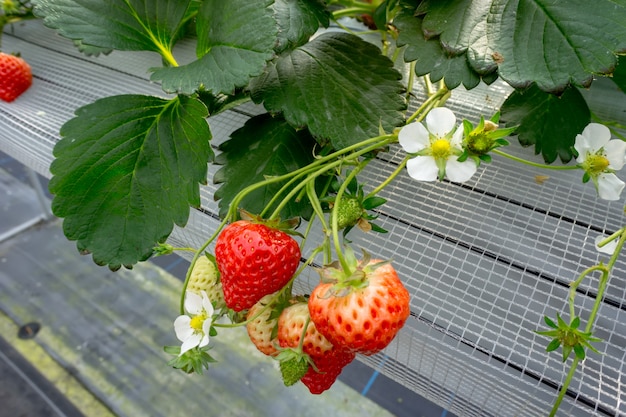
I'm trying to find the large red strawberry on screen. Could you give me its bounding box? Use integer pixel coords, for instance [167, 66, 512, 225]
[308, 250, 410, 355]
[214, 220, 301, 311]
[300, 349, 356, 394]
[0, 52, 32, 102]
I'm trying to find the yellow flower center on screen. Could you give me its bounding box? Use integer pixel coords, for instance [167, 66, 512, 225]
[585, 154, 610, 175]
[190, 314, 206, 331]
[430, 138, 451, 159]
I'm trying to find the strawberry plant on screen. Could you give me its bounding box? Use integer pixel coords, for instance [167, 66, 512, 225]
[18, 0, 626, 414]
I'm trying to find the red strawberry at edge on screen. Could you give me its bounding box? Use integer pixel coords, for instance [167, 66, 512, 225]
[308, 253, 410, 356]
[300, 349, 356, 394]
[215, 220, 301, 311]
[277, 302, 356, 394]
[0, 52, 32, 103]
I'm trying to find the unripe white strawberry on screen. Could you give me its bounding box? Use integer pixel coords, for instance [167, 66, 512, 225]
[246, 293, 280, 356]
[187, 255, 225, 310]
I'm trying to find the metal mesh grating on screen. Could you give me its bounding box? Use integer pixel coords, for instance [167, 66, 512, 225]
[2, 21, 626, 417]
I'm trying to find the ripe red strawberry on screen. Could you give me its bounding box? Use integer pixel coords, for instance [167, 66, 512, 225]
[214, 220, 301, 311]
[0, 52, 32, 102]
[300, 349, 356, 394]
[246, 293, 280, 356]
[308, 252, 410, 355]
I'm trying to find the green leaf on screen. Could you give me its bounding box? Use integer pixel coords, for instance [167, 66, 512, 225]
[213, 114, 318, 219]
[394, 9, 486, 90]
[500, 84, 591, 163]
[573, 344, 586, 361]
[49, 95, 212, 269]
[362, 196, 387, 210]
[273, 0, 330, 53]
[613, 55, 626, 94]
[250, 32, 406, 149]
[409, 0, 626, 93]
[34, 0, 191, 55]
[545, 338, 561, 352]
[151, 0, 277, 95]
[543, 315, 558, 329]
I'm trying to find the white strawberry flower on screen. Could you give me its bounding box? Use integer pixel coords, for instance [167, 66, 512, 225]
[399, 107, 477, 183]
[575, 123, 626, 201]
[174, 291, 214, 356]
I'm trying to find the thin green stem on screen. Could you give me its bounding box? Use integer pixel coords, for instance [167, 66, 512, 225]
[331, 159, 370, 274]
[567, 265, 607, 319]
[424, 75, 434, 96]
[550, 227, 626, 416]
[332, 6, 374, 19]
[179, 217, 229, 314]
[228, 134, 395, 221]
[585, 228, 626, 332]
[405, 61, 416, 101]
[406, 86, 450, 124]
[307, 180, 330, 234]
[365, 156, 409, 199]
[492, 149, 580, 171]
[267, 135, 397, 220]
[548, 357, 580, 417]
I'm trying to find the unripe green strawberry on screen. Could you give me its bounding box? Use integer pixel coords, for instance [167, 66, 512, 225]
[335, 196, 363, 230]
[187, 255, 225, 310]
[246, 293, 280, 356]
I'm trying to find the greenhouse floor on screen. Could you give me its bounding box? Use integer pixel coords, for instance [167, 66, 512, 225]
[0, 152, 453, 417]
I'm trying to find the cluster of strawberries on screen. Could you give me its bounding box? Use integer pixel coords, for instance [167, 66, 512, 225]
[187, 219, 411, 394]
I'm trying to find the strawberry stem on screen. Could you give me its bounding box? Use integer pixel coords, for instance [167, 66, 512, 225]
[332, 159, 371, 275]
[180, 216, 229, 314]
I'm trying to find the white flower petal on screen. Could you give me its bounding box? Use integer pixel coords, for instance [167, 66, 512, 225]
[604, 139, 626, 170]
[399, 122, 430, 153]
[449, 125, 464, 147]
[200, 291, 215, 317]
[597, 173, 625, 201]
[198, 332, 210, 348]
[184, 291, 203, 315]
[445, 158, 478, 183]
[595, 235, 618, 255]
[174, 316, 193, 342]
[425, 107, 456, 137]
[406, 156, 439, 181]
[581, 123, 611, 149]
[574, 133, 592, 159]
[179, 333, 203, 356]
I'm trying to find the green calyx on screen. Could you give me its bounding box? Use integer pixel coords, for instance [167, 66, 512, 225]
[460, 113, 516, 162]
[317, 247, 389, 296]
[164, 345, 217, 375]
[536, 314, 602, 362]
[277, 352, 310, 386]
[238, 209, 302, 236]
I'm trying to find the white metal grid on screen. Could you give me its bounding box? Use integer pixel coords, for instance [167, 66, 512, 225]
[2, 20, 625, 417]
